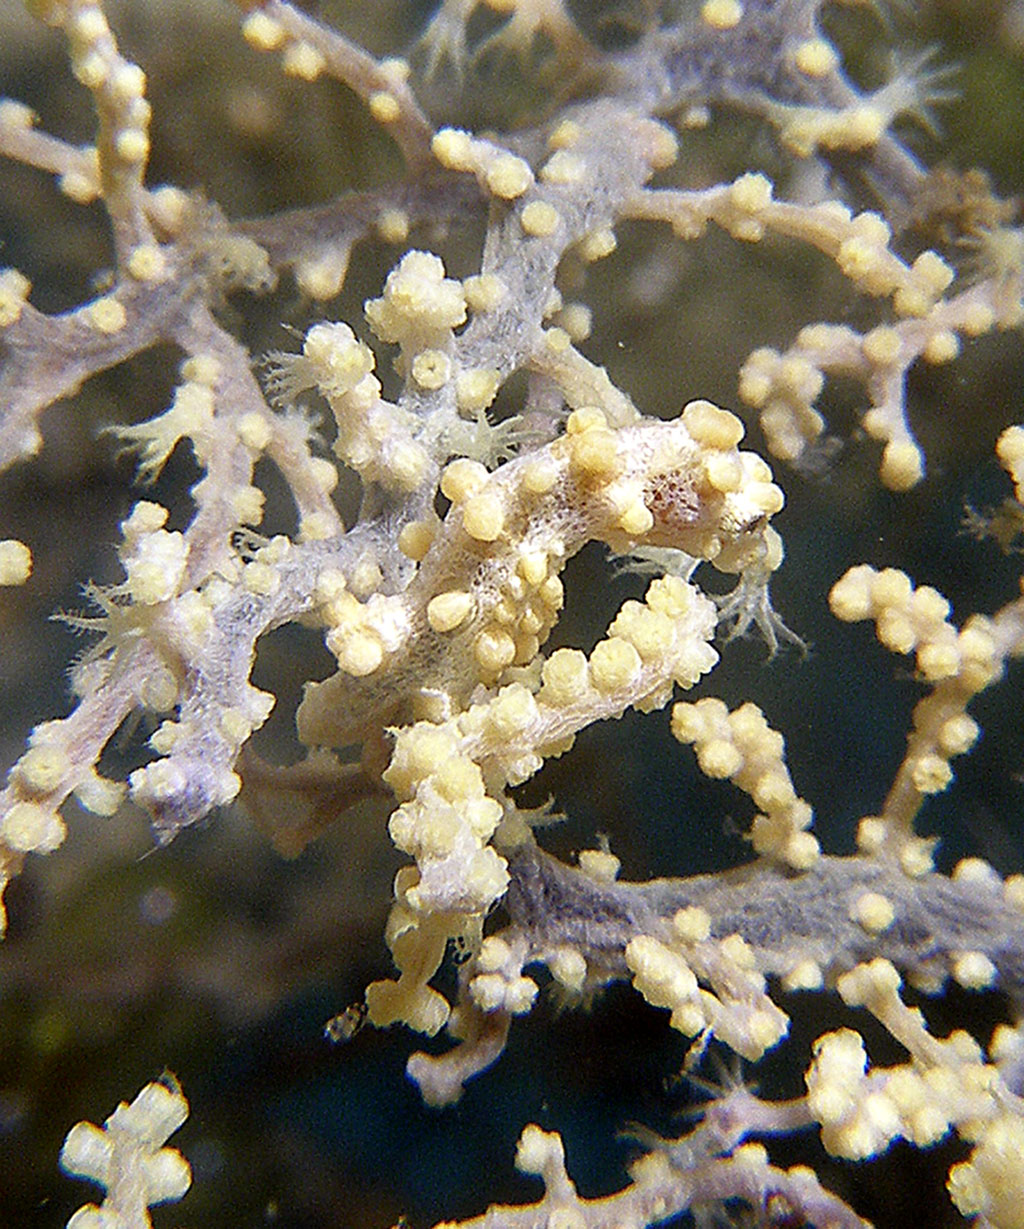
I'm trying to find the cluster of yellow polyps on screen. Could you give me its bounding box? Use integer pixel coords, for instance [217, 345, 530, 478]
[671, 697, 819, 869]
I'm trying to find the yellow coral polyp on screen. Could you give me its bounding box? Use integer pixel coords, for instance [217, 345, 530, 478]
[427, 590, 475, 633]
[577, 227, 617, 261]
[368, 91, 401, 124]
[626, 935, 699, 1010]
[0, 539, 32, 585]
[539, 648, 590, 707]
[794, 38, 838, 77]
[849, 892, 895, 934]
[386, 726, 461, 797]
[88, 296, 127, 334]
[568, 426, 620, 479]
[701, 0, 743, 30]
[608, 602, 675, 662]
[242, 11, 285, 51]
[949, 1117, 1024, 1228]
[729, 172, 772, 213]
[681, 399, 744, 450]
[366, 250, 467, 346]
[328, 628, 384, 676]
[474, 626, 517, 674]
[0, 269, 31, 327]
[520, 200, 560, 237]
[454, 368, 500, 413]
[432, 127, 474, 171]
[1, 801, 66, 853]
[588, 637, 641, 693]
[441, 457, 489, 503]
[462, 492, 505, 542]
[282, 40, 326, 80]
[410, 349, 452, 389]
[485, 153, 533, 199]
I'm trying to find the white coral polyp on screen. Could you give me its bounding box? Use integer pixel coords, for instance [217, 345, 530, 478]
[0, 801, 66, 854]
[121, 529, 189, 604]
[365, 250, 467, 348]
[303, 322, 376, 398]
[60, 1079, 191, 1228]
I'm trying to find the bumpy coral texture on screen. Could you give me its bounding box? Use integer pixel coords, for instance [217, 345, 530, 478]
[1, 1, 1023, 1226]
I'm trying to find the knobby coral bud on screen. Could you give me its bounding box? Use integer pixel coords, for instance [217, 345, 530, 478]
[60, 1077, 191, 1228]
